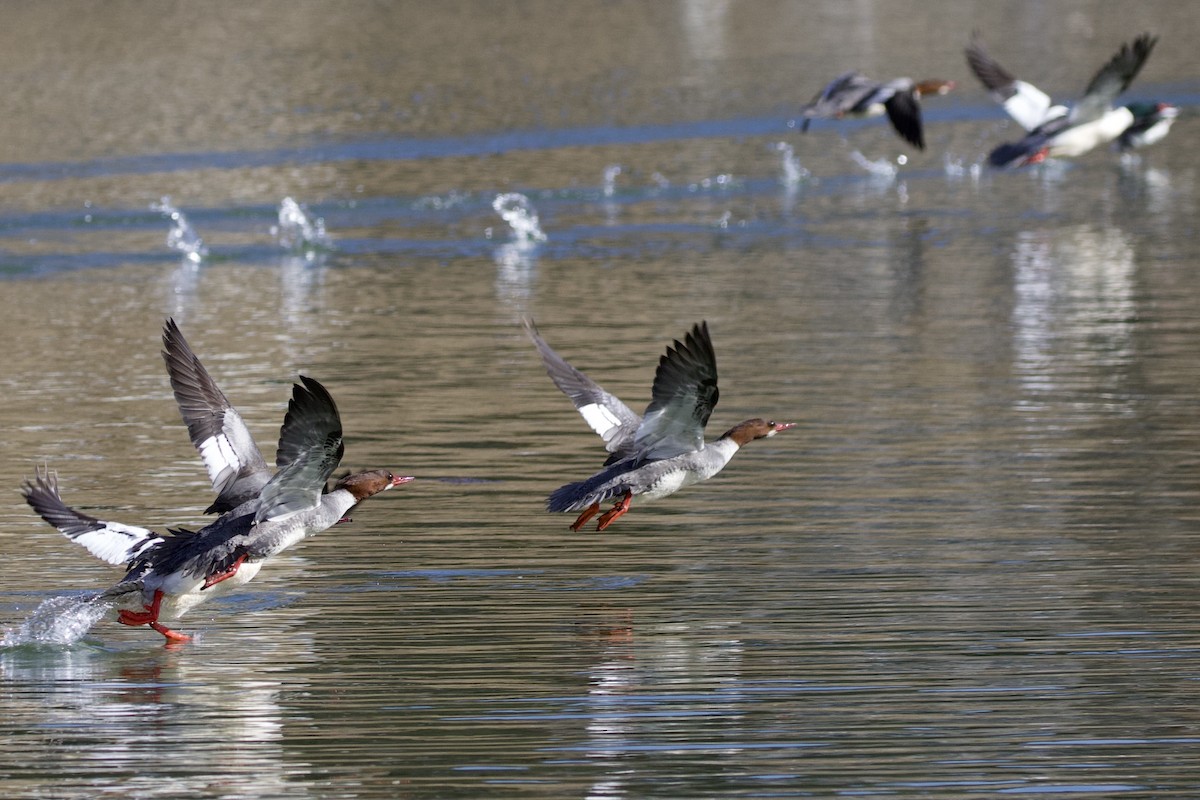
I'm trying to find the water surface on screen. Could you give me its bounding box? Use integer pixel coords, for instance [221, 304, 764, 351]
[3, 2, 1200, 797]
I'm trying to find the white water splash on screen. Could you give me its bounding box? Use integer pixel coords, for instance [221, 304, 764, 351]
[2, 594, 109, 647]
[272, 196, 332, 254]
[492, 193, 547, 244]
[776, 142, 811, 185]
[602, 164, 622, 198]
[688, 173, 736, 192]
[151, 196, 208, 263]
[849, 150, 901, 179]
[943, 153, 983, 181]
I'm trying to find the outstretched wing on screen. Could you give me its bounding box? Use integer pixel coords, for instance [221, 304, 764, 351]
[525, 319, 641, 455]
[1072, 33, 1157, 124]
[883, 86, 924, 149]
[22, 468, 162, 566]
[162, 318, 271, 514]
[627, 322, 719, 463]
[254, 376, 344, 525]
[965, 32, 1061, 131]
[800, 71, 875, 128]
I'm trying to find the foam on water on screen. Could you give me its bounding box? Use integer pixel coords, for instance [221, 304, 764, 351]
[150, 196, 208, 263]
[491, 193, 547, 244]
[1, 594, 110, 647]
[273, 196, 332, 256]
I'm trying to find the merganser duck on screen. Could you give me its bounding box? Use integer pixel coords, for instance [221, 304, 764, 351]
[526, 320, 793, 531]
[1116, 101, 1178, 151]
[22, 376, 412, 642]
[799, 72, 955, 150]
[966, 31, 1160, 166]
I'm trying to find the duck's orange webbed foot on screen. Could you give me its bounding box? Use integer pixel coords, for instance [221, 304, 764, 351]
[596, 492, 632, 531]
[117, 588, 165, 626]
[116, 589, 192, 642]
[150, 622, 193, 642]
[569, 503, 601, 532]
[203, 552, 248, 589]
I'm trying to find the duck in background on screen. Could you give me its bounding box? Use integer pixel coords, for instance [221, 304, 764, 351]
[526, 320, 793, 532]
[965, 31, 1161, 166]
[798, 72, 955, 150]
[1116, 101, 1178, 152]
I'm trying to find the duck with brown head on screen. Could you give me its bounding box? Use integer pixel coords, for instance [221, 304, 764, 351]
[527, 320, 793, 531]
[23, 356, 412, 643]
[799, 71, 955, 150]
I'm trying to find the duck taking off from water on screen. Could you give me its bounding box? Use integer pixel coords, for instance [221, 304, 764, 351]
[23, 364, 411, 642]
[526, 320, 793, 531]
[965, 31, 1161, 166]
[798, 72, 955, 150]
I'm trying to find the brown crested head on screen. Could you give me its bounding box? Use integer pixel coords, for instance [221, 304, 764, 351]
[915, 79, 955, 97]
[719, 418, 796, 446]
[334, 469, 415, 501]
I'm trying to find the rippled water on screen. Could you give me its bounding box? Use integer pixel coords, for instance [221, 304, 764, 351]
[3, 2, 1200, 797]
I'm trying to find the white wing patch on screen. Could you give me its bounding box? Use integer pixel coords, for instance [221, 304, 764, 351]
[1005, 81, 1063, 131]
[578, 403, 623, 440]
[69, 522, 160, 566]
[199, 434, 241, 488]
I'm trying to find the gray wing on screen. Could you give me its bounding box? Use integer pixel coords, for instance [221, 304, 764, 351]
[525, 319, 641, 455]
[800, 71, 875, 128]
[162, 318, 271, 514]
[1072, 34, 1157, 124]
[22, 467, 162, 566]
[627, 321, 719, 462]
[254, 376, 344, 525]
[965, 32, 1018, 96]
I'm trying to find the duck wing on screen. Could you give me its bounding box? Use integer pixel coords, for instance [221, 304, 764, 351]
[162, 318, 271, 514]
[881, 82, 924, 149]
[965, 32, 1061, 131]
[624, 321, 719, 463]
[525, 319, 641, 456]
[254, 376, 344, 525]
[22, 468, 162, 566]
[800, 71, 876, 129]
[1071, 33, 1157, 124]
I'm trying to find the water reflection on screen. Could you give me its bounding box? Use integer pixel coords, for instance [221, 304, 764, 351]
[4, 1, 1200, 796]
[1010, 224, 1136, 405]
[1, 625, 317, 799]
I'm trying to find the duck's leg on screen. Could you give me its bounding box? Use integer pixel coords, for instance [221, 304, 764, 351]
[596, 492, 632, 531]
[569, 503, 601, 532]
[117, 589, 164, 626]
[117, 589, 193, 642]
[203, 552, 248, 589]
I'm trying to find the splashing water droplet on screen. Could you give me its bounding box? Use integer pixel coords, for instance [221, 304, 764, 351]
[602, 165, 622, 198]
[492, 193, 547, 244]
[848, 150, 898, 179]
[273, 197, 332, 255]
[150, 196, 208, 263]
[2, 594, 109, 647]
[775, 142, 810, 185]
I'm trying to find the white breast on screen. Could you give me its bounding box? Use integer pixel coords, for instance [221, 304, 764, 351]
[145, 560, 265, 620]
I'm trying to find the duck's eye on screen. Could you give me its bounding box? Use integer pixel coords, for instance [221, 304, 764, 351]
[766, 420, 776, 427]
[385, 472, 395, 482]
